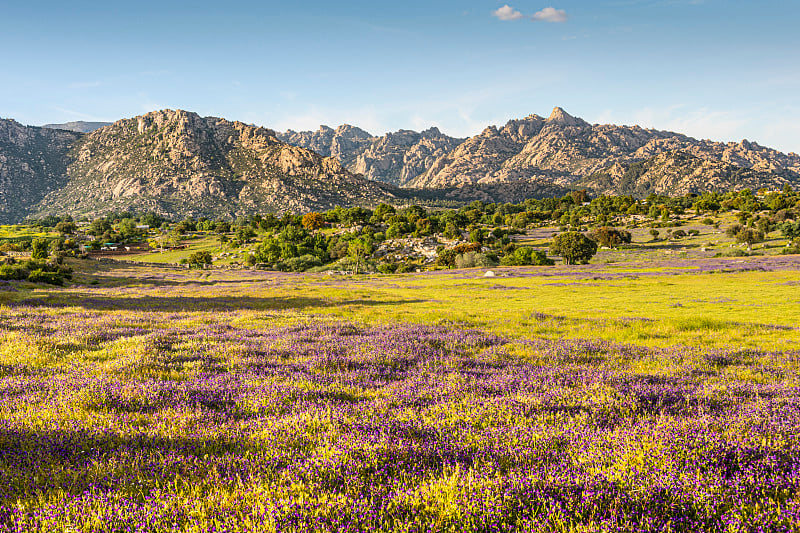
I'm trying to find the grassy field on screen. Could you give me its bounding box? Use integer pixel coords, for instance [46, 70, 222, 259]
[0, 255, 798, 531]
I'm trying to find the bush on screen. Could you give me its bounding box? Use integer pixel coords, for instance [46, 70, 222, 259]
[377, 263, 398, 274]
[780, 221, 800, 239]
[455, 252, 497, 269]
[187, 251, 213, 268]
[0, 264, 28, 280]
[31, 239, 49, 260]
[436, 243, 482, 268]
[500, 247, 554, 266]
[589, 227, 632, 248]
[725, 224, 744, 238]
[26, 269, 64, 285]
[281, 254, 322, 272]
[780, 238, 800, 255]
[735, 228, 765, 246]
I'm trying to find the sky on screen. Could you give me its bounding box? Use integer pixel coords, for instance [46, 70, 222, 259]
[1, 0, 799, 153]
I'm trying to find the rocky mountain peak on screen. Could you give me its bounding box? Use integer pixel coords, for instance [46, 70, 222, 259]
[546, 107, 582, 126]
[420, 126, 442, 138]
[334, 124, 372, 138]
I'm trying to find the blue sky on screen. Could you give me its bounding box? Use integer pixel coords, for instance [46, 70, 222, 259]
[2, 0, 799, 153]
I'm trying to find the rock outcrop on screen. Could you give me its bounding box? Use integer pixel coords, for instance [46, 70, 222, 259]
[278, 125, 463, 186]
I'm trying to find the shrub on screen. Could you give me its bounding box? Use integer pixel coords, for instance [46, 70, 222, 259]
[26, 269, 64, 286]
[31, 239, 49, 260]
[781, 238, 800, 255]
[436, 243, 482, 268]
[0, 264, 28, 281]
[725, 224, 744, 238]
[281, 254, 322, 272]
[187, 251, 213, 268]
[500, 247, 554, 266]
[780, 221, 800, 239]
[589, 227, 632, 248]
[735, 228, 765, 246]
[377, 263, 398, 274]
[455, 252, 498, 269]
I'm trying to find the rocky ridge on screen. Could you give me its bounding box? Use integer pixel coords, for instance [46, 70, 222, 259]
[409, 107, 800, 191]
[278, 125, 464, 186]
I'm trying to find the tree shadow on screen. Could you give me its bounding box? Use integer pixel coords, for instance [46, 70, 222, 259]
[8, 293, 426, 312]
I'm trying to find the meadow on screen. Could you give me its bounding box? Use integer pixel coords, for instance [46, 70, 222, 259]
[0, 254, 799, 532]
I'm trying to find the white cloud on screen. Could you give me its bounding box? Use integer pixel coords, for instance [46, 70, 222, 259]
[493, 5, 524, 21]
[532, 7, 568, 22]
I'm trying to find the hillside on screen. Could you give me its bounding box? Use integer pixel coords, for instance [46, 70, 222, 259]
[30, 110, 399, 220]
[577, 150, 796, 196]
[0, 119, 82, 223]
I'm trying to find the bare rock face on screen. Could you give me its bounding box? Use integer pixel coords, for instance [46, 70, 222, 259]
[278, 125, 464, 186]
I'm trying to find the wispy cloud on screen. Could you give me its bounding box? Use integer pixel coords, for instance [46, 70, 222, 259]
[492, 5, 524, 21]
[492, 5, 568, 23]
[532, 7, 568, 23]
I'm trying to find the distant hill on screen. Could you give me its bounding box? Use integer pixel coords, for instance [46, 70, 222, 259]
[41, 121, 112, 133]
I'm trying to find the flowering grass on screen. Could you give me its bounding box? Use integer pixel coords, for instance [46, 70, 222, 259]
[0, 255, 799, 532]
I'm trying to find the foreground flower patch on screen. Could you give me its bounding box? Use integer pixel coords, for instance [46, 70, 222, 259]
[0, 308, 798, 532]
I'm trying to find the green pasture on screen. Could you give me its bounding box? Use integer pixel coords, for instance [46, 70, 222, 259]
[4, 255, 798, 353]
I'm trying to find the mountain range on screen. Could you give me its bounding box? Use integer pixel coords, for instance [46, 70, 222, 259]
[0, 107, 798, 223]
[281, 107, 800, 193]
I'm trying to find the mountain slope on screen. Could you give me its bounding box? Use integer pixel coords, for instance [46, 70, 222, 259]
[0, 119, 82, 223]
[278, 125, 464, 186]
[576, 150, 796, 197]
[33, 110, 398, 220]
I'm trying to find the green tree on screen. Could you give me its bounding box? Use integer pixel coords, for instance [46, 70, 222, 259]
[54, 221, 77, 235]
[187, 251, 213, 268]
[735, 228, 765, 247]
[31, 239, 49, 260]
[301, 212, 326, 231]
[347, 237, 373, 275]
[589, 227, 632, 248]
[550, 232, 598, 265]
